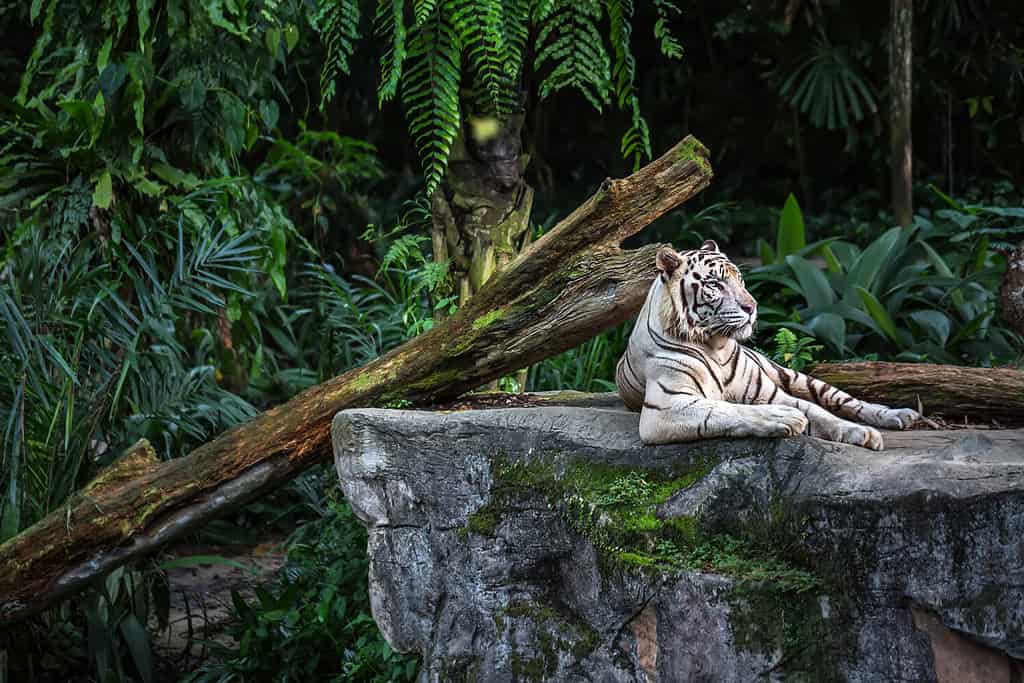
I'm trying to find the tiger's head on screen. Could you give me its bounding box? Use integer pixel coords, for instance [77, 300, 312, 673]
[655, 240, 757, 342]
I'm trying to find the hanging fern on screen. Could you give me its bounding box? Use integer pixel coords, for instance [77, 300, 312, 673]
[502, 0, 530, 81]
[315, 0, 362, 110]
[606, 0, 649, 170]
[652, 0, 684, 60]
[450, 0, 512, 114]
[535, 0, 611, 111]
[313, 0, 686, 192]
[402, 10, 461, 195]
[412, 0, 440, 25]
[375, 0, 407, 106]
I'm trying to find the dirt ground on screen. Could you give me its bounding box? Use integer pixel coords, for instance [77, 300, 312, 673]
[151, 537, 288, 679]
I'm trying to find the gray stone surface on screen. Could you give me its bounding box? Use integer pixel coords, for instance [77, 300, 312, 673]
[331, 397, 1024, 682]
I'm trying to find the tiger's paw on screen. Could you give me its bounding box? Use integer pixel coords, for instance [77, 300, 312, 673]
[868, 407, 921, 430]
[745, 405, 808, 438]
[834, 422, 884, 451]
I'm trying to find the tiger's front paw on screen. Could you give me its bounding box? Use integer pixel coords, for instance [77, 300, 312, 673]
[745, 405, 808, 438]
[870, 407, 921, 430]
[835, 422, 884, 450]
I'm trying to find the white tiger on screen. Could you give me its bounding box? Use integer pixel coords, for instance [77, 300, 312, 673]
[616, 241, 920, 449]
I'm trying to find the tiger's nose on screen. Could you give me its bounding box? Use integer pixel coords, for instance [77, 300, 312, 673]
[740, 301, 755, 315]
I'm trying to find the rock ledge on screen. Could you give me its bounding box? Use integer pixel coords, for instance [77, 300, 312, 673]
[332, 396, 1024, 682]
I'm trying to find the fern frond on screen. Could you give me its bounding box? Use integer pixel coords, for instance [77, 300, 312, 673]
[502, 0, 529, 81]
[605, 0, 650, 169]
[402, 11, 462, 195]
[535, 0, 611, 111]
[380, 233, 430, 270]
[653, 0, 684, 60]
[375, 0, 407, 106]
[531, 0, 556, 23]
[315, 0, 362, 110]
[412, 0, 440, 25]
[450, 0, 510, 114]
[620, 98, 651, 170]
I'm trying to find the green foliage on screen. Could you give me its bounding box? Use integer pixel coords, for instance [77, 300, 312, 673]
[314, 0, 684, 192]
[402, 8, 462, 195]
[748, 193, 1024, 364]
[81, 567, 165, 683]
[314, 0, 362, 109]
[0, 184, 283, 540]
[775, 193, 807, 259]
[182, 501, 419, 683]
[527, 325, 630, 392]
[765, 329, 822, 373]
[535, 0, 611, 110]
[780, 36, 878, 130]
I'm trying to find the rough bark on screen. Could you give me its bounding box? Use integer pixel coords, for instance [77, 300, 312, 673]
[434, 107, 534, 388]
[890, 0, 913, 227]
[999, 242, 1024, 337]
[810, 361, 1024, 424]
[433, 109, 533, 307]
[0, 136, 714, 625]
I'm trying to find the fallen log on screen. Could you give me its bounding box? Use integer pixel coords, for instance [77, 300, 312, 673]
[0, 136, 714, 624]
[809, 361, 1024, 425]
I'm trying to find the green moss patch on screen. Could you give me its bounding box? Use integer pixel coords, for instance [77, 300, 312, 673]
[455, 449, 839, 678]
[459, 453, 821, 593]
[472, 308, 505, 331]
[502, 600, 600, 680]
[676, 136, 711, 174]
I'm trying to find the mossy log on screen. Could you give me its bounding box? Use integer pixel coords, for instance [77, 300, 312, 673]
[0, 136, 714, 624]
[809, 361, 1024, 424]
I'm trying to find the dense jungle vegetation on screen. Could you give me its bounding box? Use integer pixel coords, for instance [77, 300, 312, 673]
[0, 0, 1021, 680]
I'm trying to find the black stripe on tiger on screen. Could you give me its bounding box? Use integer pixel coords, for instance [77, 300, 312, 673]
[674, 347, 724, 394]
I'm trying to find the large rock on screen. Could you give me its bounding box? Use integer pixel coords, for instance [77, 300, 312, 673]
[331, 396, 1024, 682]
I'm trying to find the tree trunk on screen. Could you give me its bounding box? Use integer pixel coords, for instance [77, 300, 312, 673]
[809, 361, 1024, 424]
[0, 136, 714, 625]
[999, 242, 1024, 337]
[433, 106, 533, 388]
[890, 0, 913, 227]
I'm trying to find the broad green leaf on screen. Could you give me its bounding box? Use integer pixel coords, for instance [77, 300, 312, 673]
[807, 312, 846, 354]
[909, 310, 951, 346]
[59, 99, 95, 132]
[917, 240, 967, 311]
[97, 37, 113, 72]
[119, 614, 154, 683]
[844, 227, 904, 298]
[856, 287, 900, 343]
[777, 193, 806, 258]
[927, 183, 968, 212]
[131, 175, 164, 197]
[757, 238, 775, 266]
[265, 27, 281, 59]
[151, 163, 200, 189]
[259, 99, 279, 130]
[284, 24, 300, 52]
[819, 244, 842, 273]
[948, 309, 991, 347]
[137, 0, 154, 50]
[93, 170, 113, 209]
[785, 254, 835, 310]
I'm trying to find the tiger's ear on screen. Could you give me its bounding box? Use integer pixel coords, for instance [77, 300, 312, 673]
[701, 239, 719, 252]
[656, 246, 683, 275]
